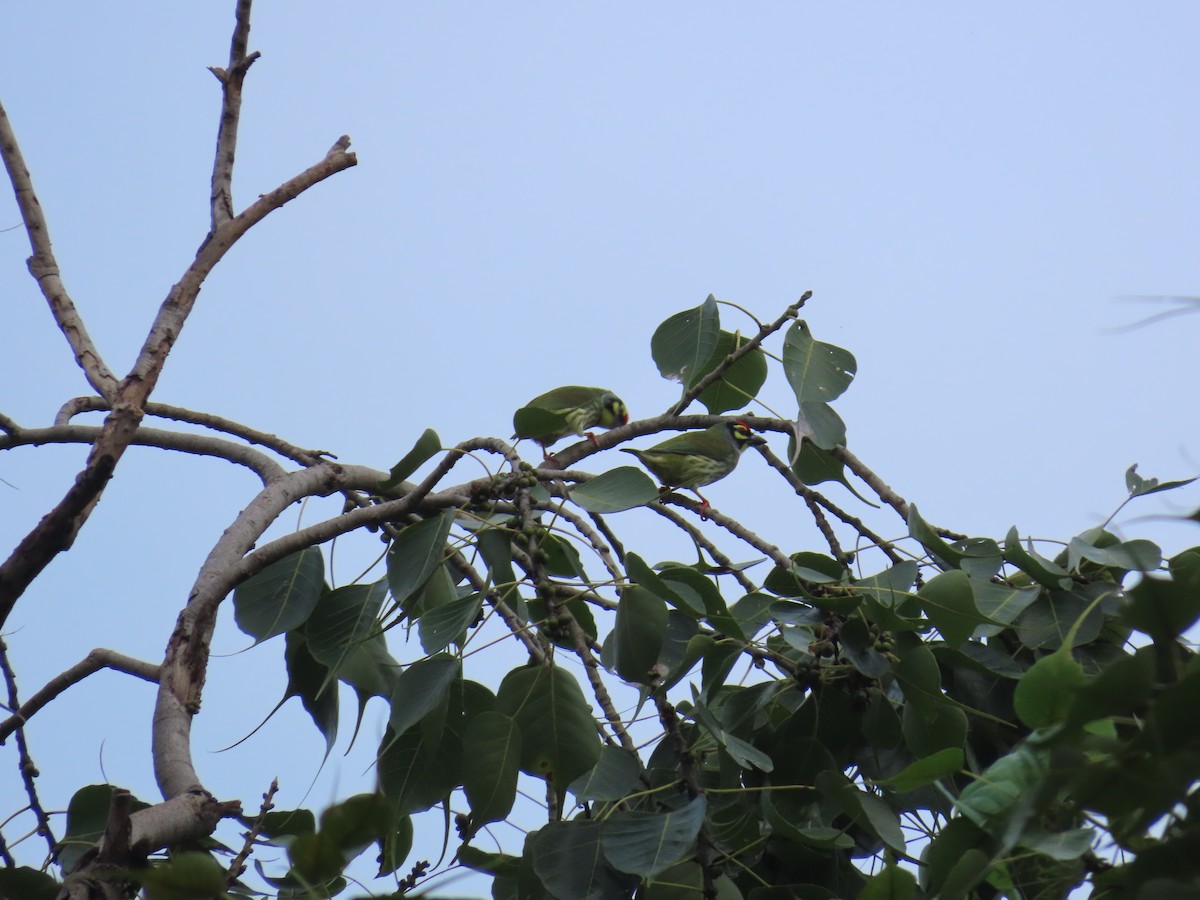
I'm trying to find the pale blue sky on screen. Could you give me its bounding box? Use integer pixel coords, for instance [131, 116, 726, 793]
[2, 2, 1197, 895]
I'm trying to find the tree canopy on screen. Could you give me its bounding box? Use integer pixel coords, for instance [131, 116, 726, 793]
[2, 4, 1199, 900]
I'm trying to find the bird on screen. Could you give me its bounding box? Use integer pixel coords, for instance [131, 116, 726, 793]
[621, 420, 766, 516]
[513, 386, 629, 455]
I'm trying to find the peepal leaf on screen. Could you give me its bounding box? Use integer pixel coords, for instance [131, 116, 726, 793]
[570, 466, 660, 513]
[1125, 463, 1197, 498]
[496, 664, 601, 787]
[600, 796, 706, 877]
[695, 329, 768, 413]
[652, 295, 720, 388]
[781, 320, 857, 404]
[379, 428, 441, 490]
[386, 509, 455, 613]
[234, 547, 325, 642]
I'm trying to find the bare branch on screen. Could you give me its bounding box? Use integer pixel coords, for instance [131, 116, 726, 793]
[0, 412, 20, 435]
[0, 137, 356, 633]
[227, 778, 277, 885]
[756, 445, 902, 565]
[209, 0, 260, 229]
[0, 648, 160, 743]
[55, 397, 331, 467]
[0, 635, 54, 856]
[152, 462, 465, 797]
[831, 445, 910, 520]
[0, 425, 286, 484]
[0, 99, 118, 397]
[665, 292, 811, 416]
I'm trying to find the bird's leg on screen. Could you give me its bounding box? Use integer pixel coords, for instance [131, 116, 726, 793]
[585, 431, 600, 447]
[691, 490, 712, 520]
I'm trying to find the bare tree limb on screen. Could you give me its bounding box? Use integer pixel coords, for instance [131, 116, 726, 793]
[0, 134, 356, 633]
[55, 397, 332, 467]
[209, 0, 259, 230]
[0, 425, 286, 484]
[0, 100, 118, 397]
[0, 648, 160, 743]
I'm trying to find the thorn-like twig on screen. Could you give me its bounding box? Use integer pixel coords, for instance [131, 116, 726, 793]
[226, 778, 278, 885]
[0, 635, 55, 856]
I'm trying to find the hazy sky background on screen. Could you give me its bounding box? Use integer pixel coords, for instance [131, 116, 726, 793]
[2, 2, 1198, 896]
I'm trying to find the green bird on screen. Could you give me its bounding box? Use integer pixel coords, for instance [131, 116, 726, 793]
[513, 386, 629, 452]
[621, 420, 767, 515]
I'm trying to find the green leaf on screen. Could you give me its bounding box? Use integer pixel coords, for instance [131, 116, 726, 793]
[385, 509, 456, 613]
[496, 664, 602, 787]
[387, 654, 461, 738]
[57, 785, 147, 874]
[790, 439, 850, 487]
[860, 862, 918, 900]
[969, 577, 1040, 636]
[570, 466, 660, 513]
[1013, 647, 1089, 729]
[305, 579, 388, 674]
[283, 631, 339, 756]
[379, 428, 441, 490]
[661, 566, 745, 638]
[319, 792, 394, 862]
[796, 399, 846, 450]
[1124, 568, 1200, 643]
[918, 569, 991, 648]
[0, 867, 59, 900]
[463, 711, 521, 831]
[781, 320, 857, 403]
[695, 329, 769, 414]
[134, 852, 227, 900]
[907, 505, 965, 570]
[652, 295, 721, 388]
[476, 526, 525, 620]
[234, 547, 325, 642]
[532, 821, 640, 899]
[1125, 463, 1197, 498]
[600, 796, 707, 877]
[613, 585, 668, 683]
[880, 747, 964, 793]
[567, 746, 642, 801]
[816, 770, 905, 853]
[956, 743, 1048, 830]
[418, 591, 482, 655]
[1068, 531, 1162, 572]
[626, 553, 688, 607]
[1015, 583, 1111, 650]
[1003, 527, 1073, 589]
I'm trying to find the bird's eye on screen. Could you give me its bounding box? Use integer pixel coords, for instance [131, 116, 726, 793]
[733, 422, 752, 440]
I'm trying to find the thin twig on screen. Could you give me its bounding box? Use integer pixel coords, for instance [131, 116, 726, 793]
[0, 636, 55, 856]
[653, 695, 717, 900]
[831, 445, 910, 521]
[756, 445, 902, 565]
[666, 292, 811, 416]
[209, 0, 259, 230]
[0, 99, 117, 397]
[226, 778, 278, 885]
